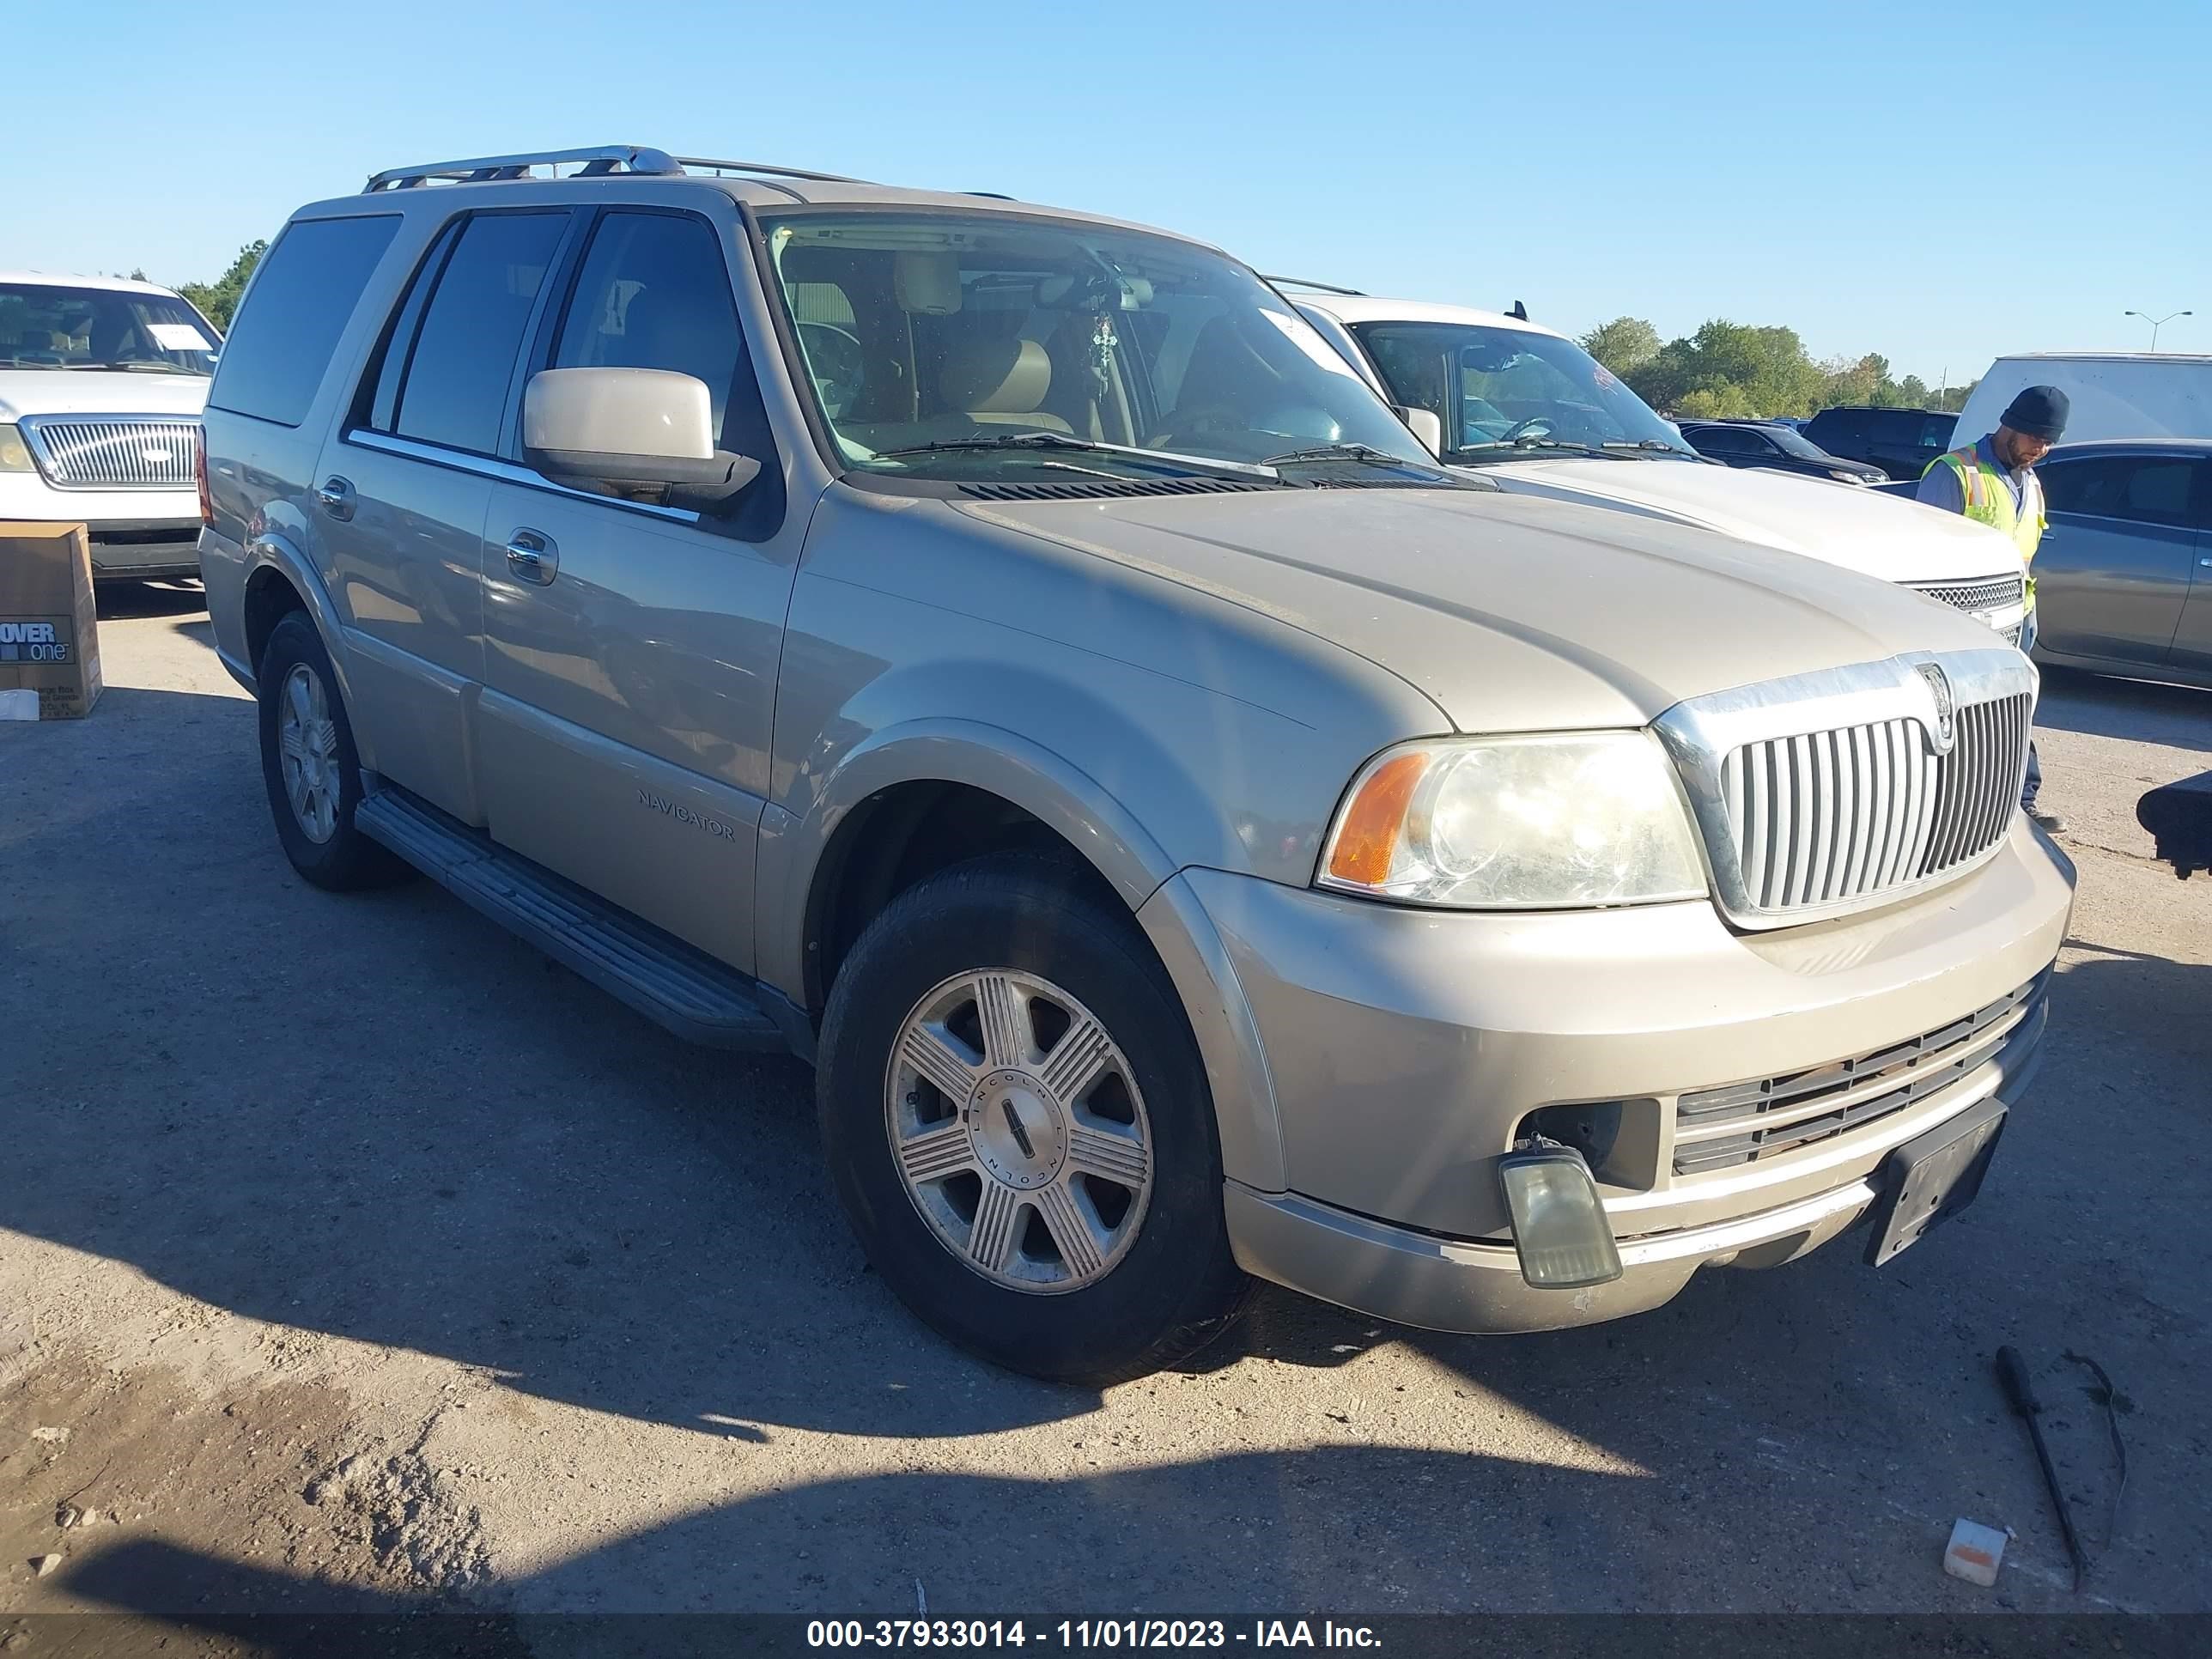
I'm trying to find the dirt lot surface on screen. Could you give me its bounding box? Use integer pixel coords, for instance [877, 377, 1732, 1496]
[4, 585, 2209, 1644]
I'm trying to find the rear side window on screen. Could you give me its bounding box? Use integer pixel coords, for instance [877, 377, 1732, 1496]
[1808, 410, 1865, 445]
[208, 216, 399, 427]
[1690, 425, 1767, 455]
[394, 212, 569, 455]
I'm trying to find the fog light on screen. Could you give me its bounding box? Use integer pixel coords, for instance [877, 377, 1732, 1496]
[1498, 1141, 1623, 1289]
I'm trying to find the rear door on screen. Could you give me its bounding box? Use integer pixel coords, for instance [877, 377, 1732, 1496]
[2161, 463, 2212, 676]
[2036, 451, 2205, 666]
[472, 202, 800, 975]
[319, 207, 579, 820]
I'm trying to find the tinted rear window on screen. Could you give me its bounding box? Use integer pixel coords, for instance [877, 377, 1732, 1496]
[1807, 410, 1865, 444]
[208, 216, 400, 427]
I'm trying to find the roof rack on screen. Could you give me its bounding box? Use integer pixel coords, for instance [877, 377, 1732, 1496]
[362, 145, 874, 194]
[1261, 276, 1365, 296]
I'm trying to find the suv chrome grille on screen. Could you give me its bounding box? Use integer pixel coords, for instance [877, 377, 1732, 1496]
[1721, 692, 2032, 910]
[1673, 972, 2047, 1175]
[1911, 574, 2023, 617]
[18, 416, 202, 490]
[1656, 650, 2038, 928]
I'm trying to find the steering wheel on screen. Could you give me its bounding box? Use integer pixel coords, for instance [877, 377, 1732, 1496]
[1499, 415, 1555, 443]
[796, 320, 866, 414]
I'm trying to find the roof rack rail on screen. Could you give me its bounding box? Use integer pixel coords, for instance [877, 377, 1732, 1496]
[1261, 276, 1365, 296]
[671, 155, 870, 184]
[363, 146, 877, 194]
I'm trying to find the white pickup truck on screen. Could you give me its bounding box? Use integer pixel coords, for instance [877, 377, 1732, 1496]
[1286, 287, 2030, 642]
[1, 270, 216, 580]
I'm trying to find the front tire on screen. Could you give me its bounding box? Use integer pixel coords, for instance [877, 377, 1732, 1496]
[256, 612, 406, 891]
[818, 856, 1252, 1385]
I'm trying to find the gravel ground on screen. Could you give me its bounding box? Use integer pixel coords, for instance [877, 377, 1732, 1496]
[3, 584, 2208, 1638]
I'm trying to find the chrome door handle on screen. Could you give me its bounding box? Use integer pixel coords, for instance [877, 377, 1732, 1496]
[2198, 556, 2212, 569]
[504, 529, 558, 586]
[316, 476, 356, 521]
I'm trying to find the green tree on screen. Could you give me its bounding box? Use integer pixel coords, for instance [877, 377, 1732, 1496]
[1628, 320, 1827, 418]
[1577, 316, 1662, 375]
[177, 240, 267, 332]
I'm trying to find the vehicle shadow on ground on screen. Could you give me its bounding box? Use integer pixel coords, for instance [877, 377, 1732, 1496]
[94, 578, 206, 621]
[6, 685, 2210, 1613]
[2036, 665, 2212, 754]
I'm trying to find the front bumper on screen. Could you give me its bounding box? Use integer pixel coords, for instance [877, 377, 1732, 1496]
[0, 475, 203, 578]
[85, 517, 202, 579]
[1160, 815, 2074, 1335]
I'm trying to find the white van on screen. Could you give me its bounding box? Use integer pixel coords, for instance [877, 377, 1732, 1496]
[1285, 288, 2031, 641]
[1954, 353, 2212, 446]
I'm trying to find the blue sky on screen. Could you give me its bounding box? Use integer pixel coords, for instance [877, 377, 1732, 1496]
[9, 1, 2206, 385]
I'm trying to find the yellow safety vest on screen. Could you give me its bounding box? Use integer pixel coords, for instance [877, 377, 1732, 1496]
[1926, 445, 2045, 607]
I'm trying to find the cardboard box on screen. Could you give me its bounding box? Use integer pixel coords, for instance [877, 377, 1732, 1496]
[0, 522, 103, 719]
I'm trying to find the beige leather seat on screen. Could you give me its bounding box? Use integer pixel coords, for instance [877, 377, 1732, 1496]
[937, 335, 1072, 434]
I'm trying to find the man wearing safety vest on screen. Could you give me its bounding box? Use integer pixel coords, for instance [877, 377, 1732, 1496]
[1916, 385, 2069, 834]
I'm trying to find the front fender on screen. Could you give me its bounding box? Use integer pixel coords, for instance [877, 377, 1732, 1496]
[753, 717, 1286, 1191]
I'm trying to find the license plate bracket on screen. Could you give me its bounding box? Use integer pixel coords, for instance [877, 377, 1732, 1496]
[1864, 1096, 2008, 1267]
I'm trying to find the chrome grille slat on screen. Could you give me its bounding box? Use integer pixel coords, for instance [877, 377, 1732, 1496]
[1662, 651, 2036, 926]
[18, 416, 202, 491]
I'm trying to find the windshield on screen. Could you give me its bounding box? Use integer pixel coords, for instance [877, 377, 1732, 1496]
[757, 211, 1435, 481]
[1763, 423, 1831, 460]
[0, 282, 219, 374]
[1348, 320, 1692, 458]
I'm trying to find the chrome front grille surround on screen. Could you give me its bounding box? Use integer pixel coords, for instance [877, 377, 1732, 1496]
[1656, 649, 2037, 928]
[17, 415, 202, 490]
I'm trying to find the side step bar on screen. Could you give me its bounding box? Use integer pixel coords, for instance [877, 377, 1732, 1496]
[356, 785, 792, 1054]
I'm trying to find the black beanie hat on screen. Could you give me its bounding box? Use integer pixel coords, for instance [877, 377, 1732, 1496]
[2001, 385, 2069, 441]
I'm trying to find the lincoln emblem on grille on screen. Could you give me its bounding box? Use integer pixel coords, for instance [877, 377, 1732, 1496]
[1916, 662, 1956, 752]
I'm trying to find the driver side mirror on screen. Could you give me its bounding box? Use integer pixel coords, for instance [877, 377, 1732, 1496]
[523, 368, 760, 501]
[1392, 404, 1444, 457]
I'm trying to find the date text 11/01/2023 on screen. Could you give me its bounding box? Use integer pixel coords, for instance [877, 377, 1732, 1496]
[807, 1621, 1382, 1649]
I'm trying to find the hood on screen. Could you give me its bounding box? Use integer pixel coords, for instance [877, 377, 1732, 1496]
[953, 486, 2006, 734]
[1477, 457, 2019, 585]
[0, 370, 211, 422]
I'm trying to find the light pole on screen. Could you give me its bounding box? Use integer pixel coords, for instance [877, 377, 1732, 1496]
[2124, 309, 2192, 350]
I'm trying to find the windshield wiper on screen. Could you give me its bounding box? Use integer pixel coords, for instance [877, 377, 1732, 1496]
[1451, 439, 1633, 462]
[1601, 439, 1715, 462]
[872, 431, 1279, 482]
[1261, 442, 1427, 468]
[62, 360, 195, 374]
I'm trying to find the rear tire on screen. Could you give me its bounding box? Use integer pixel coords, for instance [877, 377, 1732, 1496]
[818, 855, 1252, 1385]
[256, 612, 407, 891]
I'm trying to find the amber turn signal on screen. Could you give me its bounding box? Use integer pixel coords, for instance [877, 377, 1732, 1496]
[1324, 750, 1429, 887]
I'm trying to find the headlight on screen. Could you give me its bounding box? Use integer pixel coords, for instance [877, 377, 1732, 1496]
[0, 424, 35, 472]
[1829, 467, 1869, 484]
[1318, 732, 1707, 908]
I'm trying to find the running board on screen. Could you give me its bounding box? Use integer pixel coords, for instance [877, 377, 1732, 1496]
[356, 785, 792, 1053]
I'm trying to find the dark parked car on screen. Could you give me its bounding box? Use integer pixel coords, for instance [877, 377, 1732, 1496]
[1803, 406, 1960, 482]
[1674, 419, 1887, 485]
[2029, 439, 2212, 688]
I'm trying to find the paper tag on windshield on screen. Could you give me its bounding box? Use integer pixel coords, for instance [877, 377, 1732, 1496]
[148, 322, 212, 353]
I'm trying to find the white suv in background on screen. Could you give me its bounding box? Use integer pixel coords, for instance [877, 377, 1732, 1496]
[0, 270, 217, 580]
[1285, 287, 2032, 642]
